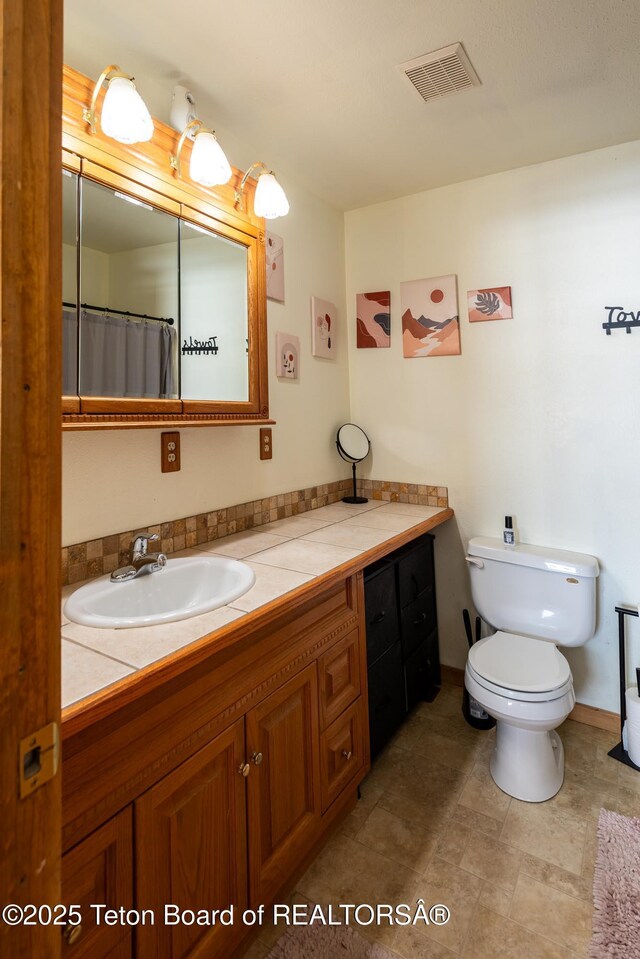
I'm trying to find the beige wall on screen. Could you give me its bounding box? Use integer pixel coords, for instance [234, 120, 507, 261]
[62, 179, 350, 543]
[345, 140, 640, 712]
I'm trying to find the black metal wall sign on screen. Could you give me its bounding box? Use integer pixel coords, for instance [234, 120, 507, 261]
[603, 306, 640, 335]
[182, 335, 219, 356]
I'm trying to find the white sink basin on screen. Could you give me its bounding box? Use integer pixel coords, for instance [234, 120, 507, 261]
[64, 555, 256, 629]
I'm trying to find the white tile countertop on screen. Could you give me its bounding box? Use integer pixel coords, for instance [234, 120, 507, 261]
[61, 500, 452, 710]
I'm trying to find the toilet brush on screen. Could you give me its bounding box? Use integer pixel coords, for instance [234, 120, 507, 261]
[461, 609, 496, 730]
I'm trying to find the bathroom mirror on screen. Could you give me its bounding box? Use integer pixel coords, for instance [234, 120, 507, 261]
[62, 169, 79, 396]
[61, 64, 270, 429]
[180, 220, 248, 402]
[79, 178, 180, 399]
[336, 423, 371, 503]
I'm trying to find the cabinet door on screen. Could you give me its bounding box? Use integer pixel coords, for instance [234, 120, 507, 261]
[318, 630, 361, 729]
[246, 664, 321, 905]
[61, 807, 132, 959]
[320, 698, 365, 812]
[135, 719, 248, 959]
[405, 629, 441, 710]
[363, 564, 400, 666]
[400, 588, 437, 658]
[368, 641, 406, 760]
[397, 535, 434, 608]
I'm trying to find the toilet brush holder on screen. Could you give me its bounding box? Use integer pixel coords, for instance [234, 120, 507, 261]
[461, 609, 496, 731]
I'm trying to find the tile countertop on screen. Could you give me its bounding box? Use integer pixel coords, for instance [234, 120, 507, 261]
[61, 501, 453, 712]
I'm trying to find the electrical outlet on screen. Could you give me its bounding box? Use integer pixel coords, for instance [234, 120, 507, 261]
[161, 431, 181, 472]
[260, 428, 272, 460]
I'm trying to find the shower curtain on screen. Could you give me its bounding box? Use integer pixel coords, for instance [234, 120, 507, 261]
[77, 310, 177, 398]
[62, 309, 78, 395]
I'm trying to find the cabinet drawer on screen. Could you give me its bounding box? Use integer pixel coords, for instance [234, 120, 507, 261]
[405, 630, 440, 711]
[61, 807, 132, 959]
[320, 698, 365, 812]
[367, 642, 406, 760]
[397, 536, 434, 608]
[364, 563, 400, 666]
[318, 629, 361, 729]
[400, 588, 437, 659]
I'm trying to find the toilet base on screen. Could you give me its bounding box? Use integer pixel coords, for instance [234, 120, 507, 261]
[490, 723, 564, 802]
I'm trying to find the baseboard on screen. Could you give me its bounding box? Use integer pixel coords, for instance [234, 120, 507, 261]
[439, 664, 619, 734]
[568, 702, 619, 734]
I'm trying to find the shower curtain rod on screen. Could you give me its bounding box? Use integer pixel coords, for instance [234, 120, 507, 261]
[63, 301, 175, 326]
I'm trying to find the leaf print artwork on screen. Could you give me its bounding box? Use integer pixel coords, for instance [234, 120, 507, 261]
[475, 291, 500, 315]
[467, 287, 513, 322]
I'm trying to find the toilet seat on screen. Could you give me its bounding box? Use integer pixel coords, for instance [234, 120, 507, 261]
[468, 631, 573, 702]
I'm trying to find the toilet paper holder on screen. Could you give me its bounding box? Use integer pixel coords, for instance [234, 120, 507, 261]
[608, 604, 640, 773]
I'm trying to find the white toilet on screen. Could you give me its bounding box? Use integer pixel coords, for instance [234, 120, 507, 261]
[464, 537, 599, 802]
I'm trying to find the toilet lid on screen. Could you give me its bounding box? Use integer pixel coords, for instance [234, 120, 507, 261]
[468, 631, 571, 693]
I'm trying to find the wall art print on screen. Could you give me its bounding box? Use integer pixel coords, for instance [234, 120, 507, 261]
[356, 291, 391, 348]
[275, 332, 299, 378]
[401, 274, 461, 357]
[311, 296, 336, 359]
[468, 286, 512, 322]
[266, 231, 285, 303]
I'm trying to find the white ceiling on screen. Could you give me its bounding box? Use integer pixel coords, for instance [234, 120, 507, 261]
[63, 0, 640, 211]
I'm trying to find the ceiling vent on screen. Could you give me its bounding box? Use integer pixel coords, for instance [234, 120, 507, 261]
[397, 42, 480, 103]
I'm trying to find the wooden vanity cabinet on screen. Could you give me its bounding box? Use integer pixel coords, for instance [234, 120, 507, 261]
[61, 573, 369, 959]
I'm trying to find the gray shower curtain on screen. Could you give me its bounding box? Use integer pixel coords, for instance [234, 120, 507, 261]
[78, 310, 177, 398]
[62, 309, 78, 395]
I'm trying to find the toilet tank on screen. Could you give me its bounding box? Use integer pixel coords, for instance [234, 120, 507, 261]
[466, 537, 599, 647]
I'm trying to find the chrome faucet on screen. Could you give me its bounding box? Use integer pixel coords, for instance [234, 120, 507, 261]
[110, 533, 168, 583]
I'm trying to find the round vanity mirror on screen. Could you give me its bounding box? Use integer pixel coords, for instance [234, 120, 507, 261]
[336, 423, 371, 504]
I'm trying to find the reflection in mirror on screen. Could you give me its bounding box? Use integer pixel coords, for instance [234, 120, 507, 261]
[79, 179, 179, 398]
[62, 170, 78, 394]
[180, 221, 249, 402]
[336, 423, 371, 504]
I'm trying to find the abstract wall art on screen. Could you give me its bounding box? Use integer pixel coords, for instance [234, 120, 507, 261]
[311, 296, 336, 359]
[467, 286, 512, 322]
[356, 291, 390, 348]
[275, 332, 299, 378]
[401, 274, 461, 357]
[266, 231, 285, 303]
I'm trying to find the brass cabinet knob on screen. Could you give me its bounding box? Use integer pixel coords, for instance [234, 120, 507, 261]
[63, 923, 83, 946]
[250, 752, 263, 766]
[238, 762, 251, 777]
[341, 749, 353, 761]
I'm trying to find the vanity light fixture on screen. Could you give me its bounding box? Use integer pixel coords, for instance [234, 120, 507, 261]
[235, 162, 290, 219]
[170, 119, 232, 188]
[83, 65, 154, 145]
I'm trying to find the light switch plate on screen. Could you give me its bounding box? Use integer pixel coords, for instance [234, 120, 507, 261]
[161, 431, 181, 472]
[260, 428, 272, 460]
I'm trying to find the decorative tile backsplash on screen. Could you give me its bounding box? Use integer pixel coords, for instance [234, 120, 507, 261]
[62, 477, 449, 585]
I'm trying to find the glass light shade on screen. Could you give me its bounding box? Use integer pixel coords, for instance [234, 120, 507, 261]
[254, 172, 290, 219]
[100, 76, 154, 144]
[189, 131, 232, 187]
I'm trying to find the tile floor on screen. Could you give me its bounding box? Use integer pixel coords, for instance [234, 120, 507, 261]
[244, 682, 640, 959]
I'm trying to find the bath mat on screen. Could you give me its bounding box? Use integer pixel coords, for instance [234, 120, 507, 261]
[265, 920, 398, 958]
[589, 808, 640, 958]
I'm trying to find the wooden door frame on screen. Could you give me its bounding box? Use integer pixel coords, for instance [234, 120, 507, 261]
[0, 2, 63, 957]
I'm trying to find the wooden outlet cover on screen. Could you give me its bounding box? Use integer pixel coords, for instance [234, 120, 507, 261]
[161, 432, 181, 472]
[260, 428, 272, 460]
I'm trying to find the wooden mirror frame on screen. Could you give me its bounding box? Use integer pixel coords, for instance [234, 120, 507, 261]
[61, 65, 272, 431]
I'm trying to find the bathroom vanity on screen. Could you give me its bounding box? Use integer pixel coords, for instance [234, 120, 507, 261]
[59, 504, 452, 959]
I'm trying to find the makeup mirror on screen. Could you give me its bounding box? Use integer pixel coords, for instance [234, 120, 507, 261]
[336, 423, 371, 503]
